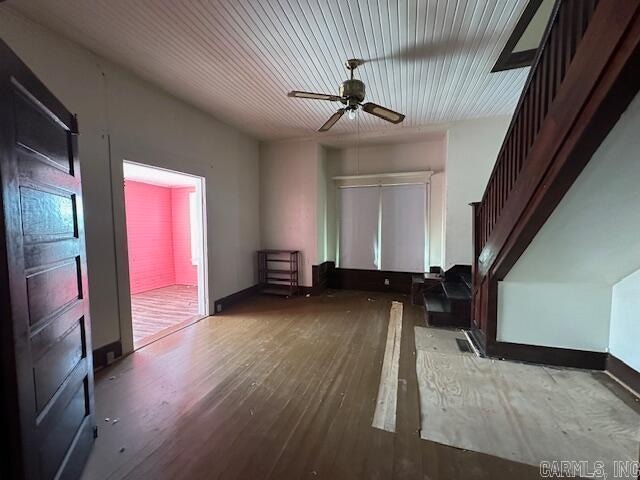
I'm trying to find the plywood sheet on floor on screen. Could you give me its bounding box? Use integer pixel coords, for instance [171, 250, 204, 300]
[131, 284, 198, 345]
[414, 325, 467, 355]
[415, 327, 640, 477]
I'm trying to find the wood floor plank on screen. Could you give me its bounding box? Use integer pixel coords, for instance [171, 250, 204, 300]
[295, 305, 378, 478]
[329, 295, 391, 479]
[372, 300, 403, 432]
[266, 295, 387, 480]
[393, 301, 424, 479]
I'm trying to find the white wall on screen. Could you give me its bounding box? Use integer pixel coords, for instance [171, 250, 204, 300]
[330, 139, 445, 176]
[429, 172, 445, 268]
[498, 282, 612, 351]
[609, 268, 640, 372]
[498, 91, 640, 355]
[1, 9, 261, 353]
[326, 118, 512, 271]
[260, 126, 510, 275]
[260, 140, 321, 286]
[260, 137, 447, 278]
[316, 147, 331, 264]
[444, 116, 511, 269]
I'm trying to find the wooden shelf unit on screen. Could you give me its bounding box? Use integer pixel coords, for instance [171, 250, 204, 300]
[258, 250, 299, 296]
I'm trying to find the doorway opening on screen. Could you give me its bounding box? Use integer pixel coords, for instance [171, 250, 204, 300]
[123, 161, 208, 349]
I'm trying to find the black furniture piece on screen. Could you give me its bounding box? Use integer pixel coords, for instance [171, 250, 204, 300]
[423, 266, 472, 329]
[258, 250, 299, 296]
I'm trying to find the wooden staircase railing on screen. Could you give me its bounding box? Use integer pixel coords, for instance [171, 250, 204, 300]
[470, 0, 640, 359]
[475, 0, 597, 258]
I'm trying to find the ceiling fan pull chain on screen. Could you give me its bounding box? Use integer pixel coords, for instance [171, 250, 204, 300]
[356, 108, 360, 175]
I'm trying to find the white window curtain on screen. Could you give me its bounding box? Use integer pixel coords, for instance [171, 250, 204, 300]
[338, 182, 428, 272]
[380, 184, 426, 272]
[338, 186, 380, 270]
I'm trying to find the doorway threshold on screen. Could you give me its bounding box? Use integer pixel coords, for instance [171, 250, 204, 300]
[134, 314, 207, 351]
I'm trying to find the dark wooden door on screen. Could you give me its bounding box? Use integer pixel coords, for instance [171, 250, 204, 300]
[0, 40, 95, 480]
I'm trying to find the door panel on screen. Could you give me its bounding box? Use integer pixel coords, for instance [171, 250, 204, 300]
[39, 380, 89, 480]
[20, 185, 78, 242]
[0, 40, 95, 480]
[33, 320, 84, 411]
[14, 82, 73, 174]
[26, 259, 82, 324]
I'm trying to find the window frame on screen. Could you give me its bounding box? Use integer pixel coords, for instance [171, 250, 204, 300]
[333, 171, 433, 272]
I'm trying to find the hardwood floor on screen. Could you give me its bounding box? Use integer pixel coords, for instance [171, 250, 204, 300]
[131, 284, 199, 346]
[83, 290, 540, 480]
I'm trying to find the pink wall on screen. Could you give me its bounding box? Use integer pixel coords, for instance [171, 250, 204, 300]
[171, 187, 197, 285]
[124, 181, 198, 295]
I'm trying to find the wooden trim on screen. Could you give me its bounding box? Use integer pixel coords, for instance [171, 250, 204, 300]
[311, 261, 335, 295]
[493, 49, 538, 72]
[492, 0, 545, 72]
[488, 341, 607, 370]
[607, 354, 640, 396]
[468, 324, 487, 357]
[92, 340, 123, 371]
[329, 268, 414, 294]
[134, 314, 205, 351]
[299, 286, 313, 296]
[333, 170, 433, 188]
[213, 284, 260, 313]
[442, 264, 471, 280]
[259, 286, 311, 297]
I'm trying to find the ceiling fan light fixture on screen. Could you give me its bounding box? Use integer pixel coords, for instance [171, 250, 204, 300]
[348, 108, 356, 120]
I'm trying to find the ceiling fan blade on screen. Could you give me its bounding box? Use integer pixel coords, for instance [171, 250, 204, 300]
[361, 102, 405, 124]
[288, 90, 342, 101]
[318, 109, 346, 132]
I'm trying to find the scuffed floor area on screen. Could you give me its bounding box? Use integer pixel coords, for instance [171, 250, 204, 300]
[83, 291, 541, 480]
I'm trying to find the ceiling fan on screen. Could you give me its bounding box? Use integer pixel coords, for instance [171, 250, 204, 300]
[287, 59, 405, 132]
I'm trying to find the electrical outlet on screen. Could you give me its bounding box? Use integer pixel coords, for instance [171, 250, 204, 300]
[384, 278, 390, 285]
[216, 304, 222, 313]
[106, 351, 115, 365]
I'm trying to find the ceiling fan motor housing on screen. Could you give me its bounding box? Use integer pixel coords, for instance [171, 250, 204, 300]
[340, 79, 365, 106]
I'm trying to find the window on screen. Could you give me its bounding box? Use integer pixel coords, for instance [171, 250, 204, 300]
[380, 184, 426, 272]
[338, 186, 380, 270]
[338, 183, 427, 272]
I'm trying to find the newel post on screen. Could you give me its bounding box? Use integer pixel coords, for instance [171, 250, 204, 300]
[469, 202, 481, 325]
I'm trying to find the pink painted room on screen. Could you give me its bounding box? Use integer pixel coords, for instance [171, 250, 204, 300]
[123, 161, 207, 348]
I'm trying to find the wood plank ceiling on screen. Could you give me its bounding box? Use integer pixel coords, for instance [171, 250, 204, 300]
[7, 0, 532, 140]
